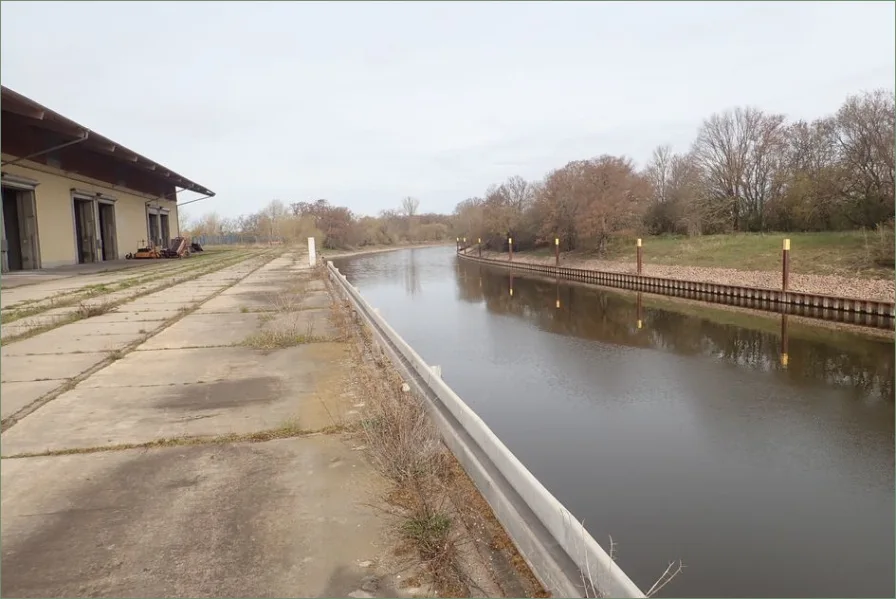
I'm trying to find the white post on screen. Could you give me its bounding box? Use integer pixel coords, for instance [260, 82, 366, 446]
[307, 237, 316, 267]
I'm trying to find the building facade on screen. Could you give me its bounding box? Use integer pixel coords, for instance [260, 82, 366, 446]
[1, 86, 214, 272]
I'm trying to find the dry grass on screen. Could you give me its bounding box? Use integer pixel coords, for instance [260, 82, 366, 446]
[242, 327, 319, 349]
[76, 301, 114, 319]
[327, 279, 471, 596]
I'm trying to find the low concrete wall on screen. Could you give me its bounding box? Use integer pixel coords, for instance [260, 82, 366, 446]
[327, 261, 644, 599]
[458, 251, 896, 327]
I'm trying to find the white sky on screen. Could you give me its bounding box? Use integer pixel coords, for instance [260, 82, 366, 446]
[1, 1, 893, 218]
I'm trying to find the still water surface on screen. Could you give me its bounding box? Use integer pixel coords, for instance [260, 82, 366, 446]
[334, 246, 894, 598]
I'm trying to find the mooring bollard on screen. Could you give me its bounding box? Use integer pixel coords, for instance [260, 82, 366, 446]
[463, 238, 467, 254]
[478, 238, 482, 258]
[636, 238, 643, 275]
[555, 237, 560, 267]
[782, 238, 791, 291]
[508, 237, 513, 262]
[456, 237, 460, 253]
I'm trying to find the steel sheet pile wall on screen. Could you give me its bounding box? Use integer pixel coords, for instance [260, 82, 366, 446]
[457, 252, 895, 329]
[327, 261, 644, 599]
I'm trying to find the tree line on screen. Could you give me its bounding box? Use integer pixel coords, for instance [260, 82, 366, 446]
[453, 88, 895, 253]
[183, 196, 453, 249]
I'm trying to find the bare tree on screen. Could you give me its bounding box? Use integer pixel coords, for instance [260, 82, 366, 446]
[400, 196, 420, 218]
[693, 107, 787, 231]
[503, 175, 534, 214]
[644, 144, 674, 204]
[832, 88, 895, 227]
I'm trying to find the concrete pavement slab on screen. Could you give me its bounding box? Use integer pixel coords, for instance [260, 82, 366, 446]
[1, 343, 349, 454]
[1, 332, 143, 356]
[194, 293, 276, 314]
[0, 381, 61, 419]
[87, 311, 177, 324]
[136, 313, 263, 350]
[55, 320, 162, 336]
[1, 352, 108, 383]
[80, 342, 345, 389]
[0, 437, 396, 598]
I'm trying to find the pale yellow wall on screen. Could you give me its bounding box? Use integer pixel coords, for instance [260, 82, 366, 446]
[1, 155, 179, 267]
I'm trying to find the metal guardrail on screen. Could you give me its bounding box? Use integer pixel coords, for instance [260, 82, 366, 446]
[327, 261, 645, 599]
[457, 251, 896, 329]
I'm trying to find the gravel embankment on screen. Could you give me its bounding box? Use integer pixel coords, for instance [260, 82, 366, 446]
[471, 250, 895, 303]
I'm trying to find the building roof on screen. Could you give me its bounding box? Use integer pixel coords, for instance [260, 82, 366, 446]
[1, 85, 214, 197]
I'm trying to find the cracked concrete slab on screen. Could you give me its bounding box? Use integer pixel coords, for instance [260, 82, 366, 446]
[1, 331, 144, 357]
[87, 311, 179, 324]
[0, 437, 397, 599]
[0, 381, 61, 419]
[1, 352, 109, 383]
[53, 319, 163, 336]
[136, 313, 264, 350]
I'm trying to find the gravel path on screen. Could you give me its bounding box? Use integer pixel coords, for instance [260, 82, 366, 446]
[473, 250, 895, 303]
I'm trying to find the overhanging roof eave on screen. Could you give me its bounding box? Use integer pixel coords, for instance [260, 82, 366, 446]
[1, 85, 214, 200]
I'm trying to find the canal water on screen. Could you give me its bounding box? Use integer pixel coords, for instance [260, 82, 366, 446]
[334, 246, 894, 598]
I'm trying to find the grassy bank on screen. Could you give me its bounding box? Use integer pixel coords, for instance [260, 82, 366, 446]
[522, 231, 893, 279]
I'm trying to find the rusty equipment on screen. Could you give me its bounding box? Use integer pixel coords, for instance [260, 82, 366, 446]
[125, 237, 191, 260]
[125, 243, 160, 259]
[160, 237, 190, 259]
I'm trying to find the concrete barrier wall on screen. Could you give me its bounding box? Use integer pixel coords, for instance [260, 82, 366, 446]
[457, 252, 896, 327]
[327, 261, 645, 599]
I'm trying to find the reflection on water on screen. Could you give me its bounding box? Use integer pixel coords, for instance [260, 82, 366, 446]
[458, 261, 895, 404]
[335, 247, 895, 598]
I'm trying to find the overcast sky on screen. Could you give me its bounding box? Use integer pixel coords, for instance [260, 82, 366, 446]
[1, 1, 893, 219]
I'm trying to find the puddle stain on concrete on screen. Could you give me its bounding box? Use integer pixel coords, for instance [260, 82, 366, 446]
[156, 376, 282, 410]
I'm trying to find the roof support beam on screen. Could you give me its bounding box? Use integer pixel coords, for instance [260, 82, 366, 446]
[1, 131, 90, 167]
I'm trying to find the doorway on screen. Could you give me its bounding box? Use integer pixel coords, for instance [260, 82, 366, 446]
[160, 213, 170, 247]
[148, 212, 160, 247]
[1, 185, 41, 272]
[98, 202, 118, 260]
[73, 197, 98, 263]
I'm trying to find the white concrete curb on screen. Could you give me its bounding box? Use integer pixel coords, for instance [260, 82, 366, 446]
[327, 261, 645, 599]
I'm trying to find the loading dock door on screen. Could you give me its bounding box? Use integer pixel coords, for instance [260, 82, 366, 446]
[1, 182, 41, 271]
[98, 201, 117, 260]
[73, 197, 98, 263]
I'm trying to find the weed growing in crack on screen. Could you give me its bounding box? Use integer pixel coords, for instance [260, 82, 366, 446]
[76, 301, 113, 319]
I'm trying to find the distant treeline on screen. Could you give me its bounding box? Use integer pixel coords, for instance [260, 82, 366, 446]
[452, 89, 895, 253]
[183, 196, 453, 250]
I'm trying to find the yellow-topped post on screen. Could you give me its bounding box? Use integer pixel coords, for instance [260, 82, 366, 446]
[508, 237, 513, 262]
[478, 238, 482, 257]
[782, 238, 791, 291]
[555, 237, 560, 267]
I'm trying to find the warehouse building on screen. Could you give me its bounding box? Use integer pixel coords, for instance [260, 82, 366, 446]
[1, 86, 214, 272]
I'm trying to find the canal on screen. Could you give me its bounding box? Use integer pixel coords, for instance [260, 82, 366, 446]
[333, 246, 894, 598]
